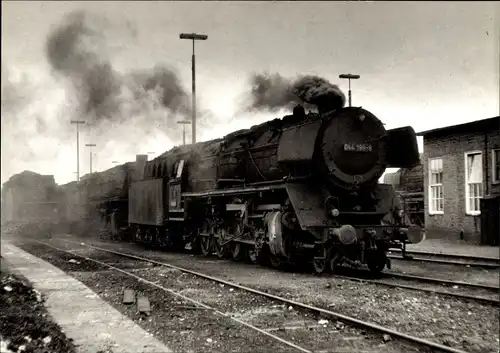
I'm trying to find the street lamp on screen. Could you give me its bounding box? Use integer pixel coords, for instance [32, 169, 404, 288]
[70, 120, 86, 182]
[339, 74, 360, 107]
[85, 143, 96, 174]
[179, 32, 208, 145]
[177, 120, 192, 145]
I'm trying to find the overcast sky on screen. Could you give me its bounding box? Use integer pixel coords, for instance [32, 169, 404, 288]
[1, 1, 499, 184]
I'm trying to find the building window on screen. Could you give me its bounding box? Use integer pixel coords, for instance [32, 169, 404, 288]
[465, 152, 483, 215]
[493, 149, 500, 184]
[428, 158, 443, 214]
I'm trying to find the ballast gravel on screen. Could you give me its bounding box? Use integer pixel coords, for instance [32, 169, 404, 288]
[44, 236, 499, 353]
[15, 240, 429, 353]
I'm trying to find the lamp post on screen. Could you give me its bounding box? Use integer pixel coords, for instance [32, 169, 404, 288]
[70, 120, 86, 181]
[85, 143, 96, 174]
[177, 120, 192, 145]
[339, 74, 360, 107]
[179, 32, 208, 145]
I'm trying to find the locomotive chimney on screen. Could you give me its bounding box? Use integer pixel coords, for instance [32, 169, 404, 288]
[135, 154, 148, 180]
[293, 104, 306, 120]
[315, 93, 343, 116]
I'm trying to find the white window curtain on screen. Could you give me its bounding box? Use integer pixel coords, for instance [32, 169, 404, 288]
[466, 153, 483, 214]
[467, 154, 482, 183]
[429, 158, 443, 213]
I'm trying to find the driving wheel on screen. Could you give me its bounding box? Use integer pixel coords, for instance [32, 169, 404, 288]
[231, 243, 245, 261]
[247, 246, 260, 264]
[329, 253, 342, 273]
[199, 219, 213, 256]
[366, 250, 387, 275]
[213, 228, 229, 259]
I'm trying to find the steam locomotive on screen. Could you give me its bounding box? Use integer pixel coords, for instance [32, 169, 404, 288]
[383, 162, 425, 227]
[3, 101, 425, 274]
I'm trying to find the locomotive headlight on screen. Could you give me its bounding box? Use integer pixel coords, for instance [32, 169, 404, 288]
[331, 208, 340, 217]
[397, 209, 404, 218]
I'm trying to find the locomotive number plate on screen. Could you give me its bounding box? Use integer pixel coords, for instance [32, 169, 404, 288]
[343, 143, 373, 152]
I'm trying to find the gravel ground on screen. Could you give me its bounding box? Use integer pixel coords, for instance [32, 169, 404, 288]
[0, 259, 77, 353]
[41, 235, 500, 353]
[7, 230, 498, 287]
[13, 240, 430, 353]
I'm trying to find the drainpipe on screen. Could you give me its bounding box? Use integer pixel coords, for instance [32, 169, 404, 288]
[484, 132, 489, 196]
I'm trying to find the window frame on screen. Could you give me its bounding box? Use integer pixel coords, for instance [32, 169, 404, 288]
[464, 151, 483, 216]
[492, 149, 500, 184]
[428, 157, 444, 215]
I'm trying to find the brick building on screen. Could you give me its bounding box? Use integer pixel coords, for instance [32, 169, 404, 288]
[417, 116, 500, 243]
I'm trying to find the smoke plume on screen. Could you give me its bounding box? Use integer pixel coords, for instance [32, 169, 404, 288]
[45, 10, 191, 126]
[245, 72, 346, 113]
[1, 10, 208, 185]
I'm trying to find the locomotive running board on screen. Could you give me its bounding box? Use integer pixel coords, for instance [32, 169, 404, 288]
[182, 183, 286, 198]
[285, 183, 333, 230]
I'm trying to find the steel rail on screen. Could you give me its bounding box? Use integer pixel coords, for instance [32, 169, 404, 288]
[30, 239, 313, 353]
[387, 254, 499, 269]
[384, 272, 499, 291]
[331, 275, 498, 306]
[49, 237, 470, 353]
[389, 249, 500, 263]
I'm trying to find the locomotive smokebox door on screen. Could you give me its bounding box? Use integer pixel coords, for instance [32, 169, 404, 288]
[319, 107, 386, 188]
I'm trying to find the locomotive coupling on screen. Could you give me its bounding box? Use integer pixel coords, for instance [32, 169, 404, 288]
[330, 225, 357, 245]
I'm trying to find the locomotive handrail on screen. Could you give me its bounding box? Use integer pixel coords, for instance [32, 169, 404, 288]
[182, 183, 287, 198]
[396, 191, 424, 197]
[217, 178, 246, 183]
[339, 211, 387, 216]
[247, 149, 268, 181]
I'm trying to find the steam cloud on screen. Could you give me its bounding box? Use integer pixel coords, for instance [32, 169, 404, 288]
[1, 10, 205, 185]
[2, 9, 345, 186]
[45, 10, 191, 126]
[245, 72, 346, 113]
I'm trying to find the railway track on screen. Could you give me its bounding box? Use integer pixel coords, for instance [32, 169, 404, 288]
[332, 272, 499, 306]
[23, 236, 478, 353]
[17, 234, 499, 306]
[53, 235, 500, 306]
[387, 250, 500, 269]
[384, 272, 498, 291]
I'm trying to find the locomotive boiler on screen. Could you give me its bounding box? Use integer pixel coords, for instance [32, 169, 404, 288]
[128, 99, 425, 274]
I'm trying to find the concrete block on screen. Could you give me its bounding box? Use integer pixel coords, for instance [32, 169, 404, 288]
[137, 296, 150, 315]
[123, 289, 135, 305]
